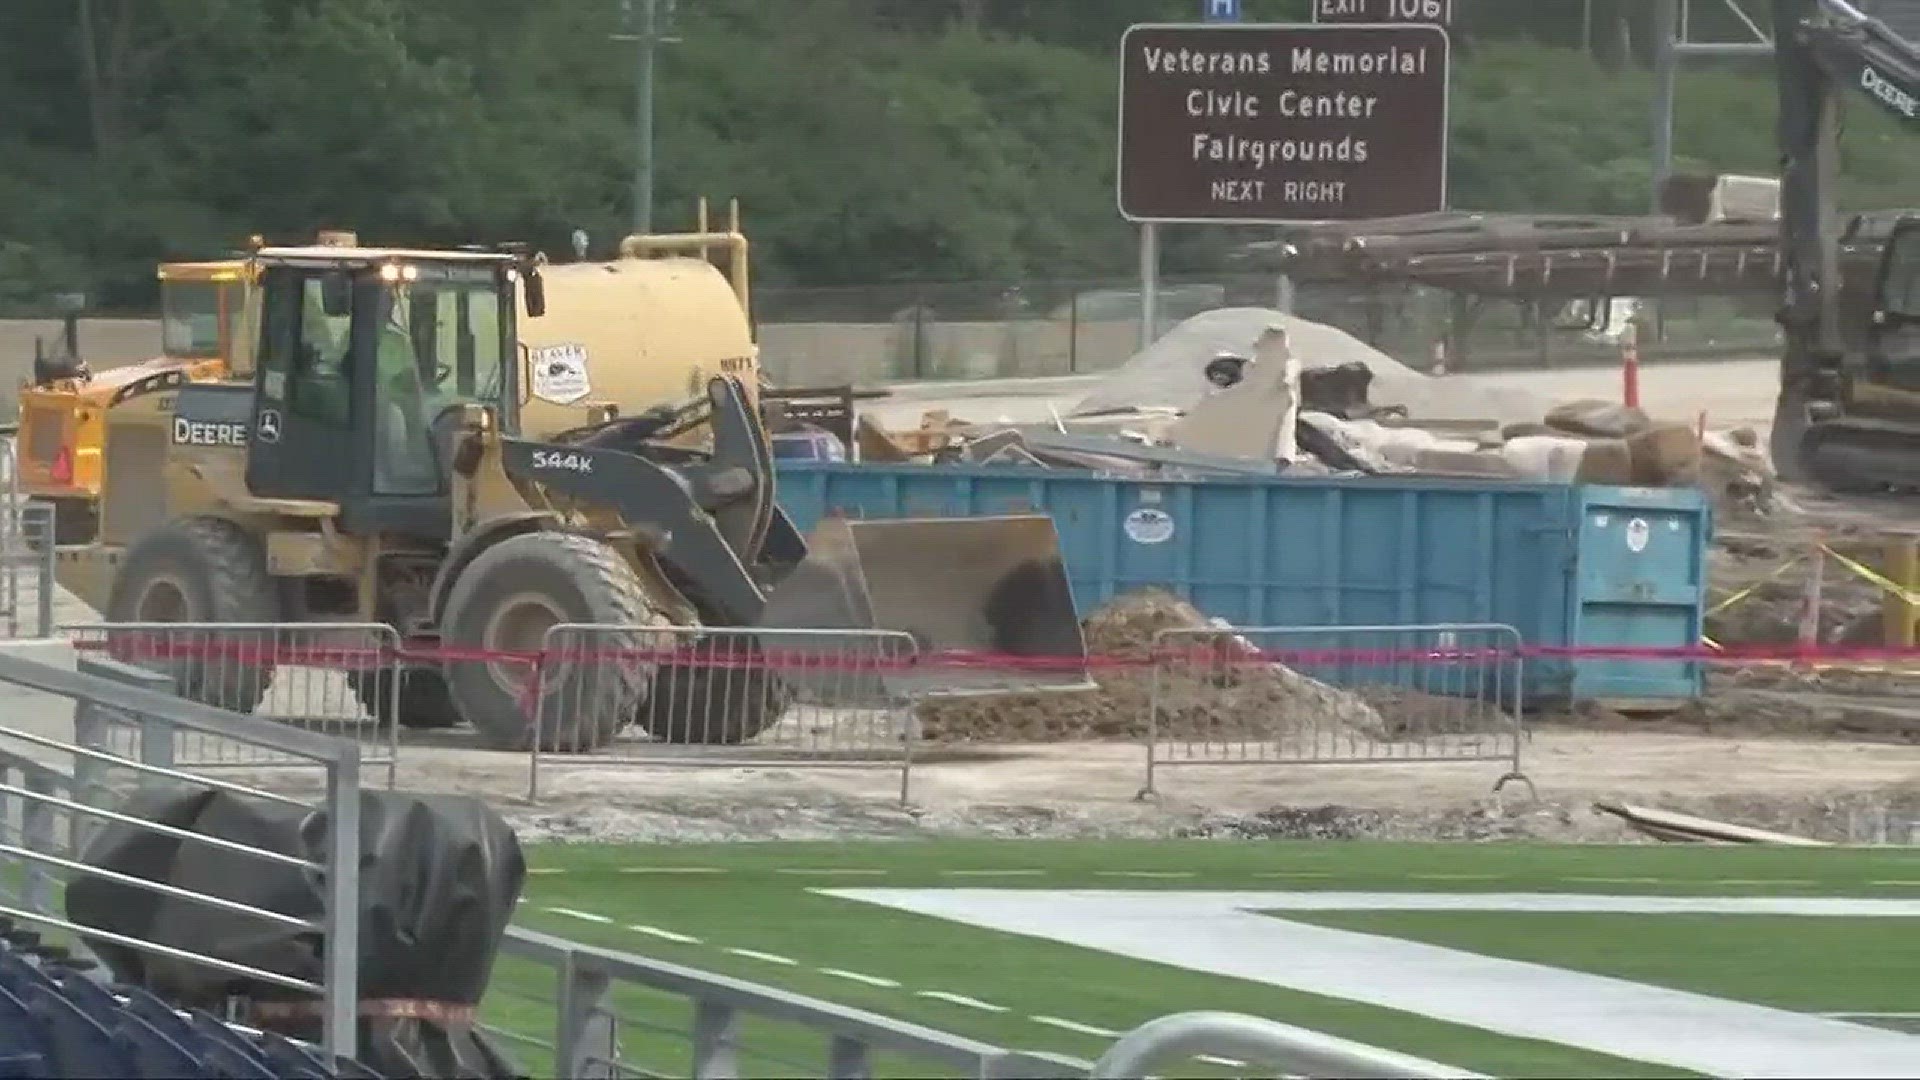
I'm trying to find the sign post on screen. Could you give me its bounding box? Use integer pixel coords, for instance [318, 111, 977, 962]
[1118, 21, 1451, 345]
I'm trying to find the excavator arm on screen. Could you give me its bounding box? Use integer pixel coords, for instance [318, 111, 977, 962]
[1773, 0, 1920, 479]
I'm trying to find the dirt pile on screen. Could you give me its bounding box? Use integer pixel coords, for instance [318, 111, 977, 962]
[913, 589, 1388, 744]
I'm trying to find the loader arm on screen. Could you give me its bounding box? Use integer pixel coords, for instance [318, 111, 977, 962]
[1773, 0, 1920, 477]
[499, 436, 772, 627]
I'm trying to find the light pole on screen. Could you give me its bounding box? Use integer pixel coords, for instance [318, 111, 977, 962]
[614, 0, 680, 235]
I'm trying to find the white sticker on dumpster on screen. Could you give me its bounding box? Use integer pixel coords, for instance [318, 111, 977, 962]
[1124, 508, 1175, 545]
[1626, 517, 1651, 553]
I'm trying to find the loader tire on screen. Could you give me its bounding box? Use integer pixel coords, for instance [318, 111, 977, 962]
[105, 516, 280, 714]
[637, 642, 793, 745]
[441, 532, 664, 753]
[347, 667, 462, 731]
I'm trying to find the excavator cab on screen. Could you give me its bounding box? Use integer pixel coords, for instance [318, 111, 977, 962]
[1854, 218, 1920, 415]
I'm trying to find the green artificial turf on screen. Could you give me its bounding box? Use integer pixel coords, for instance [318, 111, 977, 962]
[469, 837, 1920, 1078]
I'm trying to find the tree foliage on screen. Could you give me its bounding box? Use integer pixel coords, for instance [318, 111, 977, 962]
[1, 0, 1916, 308]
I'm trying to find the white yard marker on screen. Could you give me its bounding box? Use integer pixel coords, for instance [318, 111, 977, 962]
[725, 948, 798, 966]
[1253, 871, 1330, 880]
[915, 991, 1008, 1013]
[1410, 873, 1501, 882]
[526, 867, 565, 875]
[774, 868, 888, 876]
[626, 924, 702, 945]
[1196, 1054, 1247, 1067]
[1870, 880, 1920, 887]
[1713, 878, 1814, 886]
[1032, 1016, 1119, 1037]
[819, 968, 901, 989]
[941, 869, 1046, 877]
[543, 907, 613, 924]
[1096, 871, 1194, 879]
[619, 866, 725, 875]
[1564, 876, 1665, 885]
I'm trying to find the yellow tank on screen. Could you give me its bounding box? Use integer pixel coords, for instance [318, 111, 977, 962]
[515, 208, 762, 443]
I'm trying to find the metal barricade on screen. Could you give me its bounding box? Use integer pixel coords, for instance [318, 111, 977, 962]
[1145, 623, 1529, 796]
[529, 624, 922, 804]
[64, 622, 401, 787]
[0, 497, 55, 641]
[0, 649, 363, 1060]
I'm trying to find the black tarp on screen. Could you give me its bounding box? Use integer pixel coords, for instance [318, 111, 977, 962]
[66, 787, 527, 1079]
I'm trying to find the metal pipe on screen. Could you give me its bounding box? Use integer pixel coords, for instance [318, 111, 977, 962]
[1091, 1011, 1486, 1080]
[1651, 0, 1681, 211]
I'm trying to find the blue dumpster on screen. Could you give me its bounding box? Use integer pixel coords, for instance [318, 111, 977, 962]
[774, 463, 1710, 706]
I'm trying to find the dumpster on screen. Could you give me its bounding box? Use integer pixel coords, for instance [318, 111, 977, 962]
[775, 463, 1710, 706]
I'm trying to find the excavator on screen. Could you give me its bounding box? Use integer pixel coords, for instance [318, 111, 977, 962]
[14, 259, 251, 543]
[59, 211, 1089, 751]
[1772, 0, 1920, 489]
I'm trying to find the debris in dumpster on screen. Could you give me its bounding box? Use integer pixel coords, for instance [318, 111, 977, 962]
[847, 306, 1780, 514]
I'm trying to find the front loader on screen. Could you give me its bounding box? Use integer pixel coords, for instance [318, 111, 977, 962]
[58, 234, 1089, 751]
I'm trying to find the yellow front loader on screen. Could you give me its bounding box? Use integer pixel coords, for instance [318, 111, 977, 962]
[58, 219, 1089, 751]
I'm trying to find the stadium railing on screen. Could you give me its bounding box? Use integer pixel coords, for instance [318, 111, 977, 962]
[0, 649, 362, 1061]
[0, 647, 1483, 1080]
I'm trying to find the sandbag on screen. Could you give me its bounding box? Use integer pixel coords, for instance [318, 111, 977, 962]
[1545, 399, 1653, 439]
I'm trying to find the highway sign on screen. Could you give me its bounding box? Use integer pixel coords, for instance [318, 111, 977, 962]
[1116, 22, 1451, 224]
[1203, 0, 1243, 22]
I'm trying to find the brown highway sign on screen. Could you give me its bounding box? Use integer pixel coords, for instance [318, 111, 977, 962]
[1116, 22, 1450, 224]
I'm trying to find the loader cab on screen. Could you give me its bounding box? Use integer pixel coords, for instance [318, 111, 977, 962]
[158, 260, 253, 370]
[242, 247, 534, 540]
[1858, 218, 1920, 415]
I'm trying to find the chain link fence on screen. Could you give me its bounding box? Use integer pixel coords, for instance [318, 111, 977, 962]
[755, 276, 1781, 386]
[1144, 623, 1530, 797]
[527, 625, 922, 803]
[64, 622, 400, 785]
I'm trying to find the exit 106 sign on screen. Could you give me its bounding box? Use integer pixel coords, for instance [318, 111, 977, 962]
[1314, 0, 1453, 23]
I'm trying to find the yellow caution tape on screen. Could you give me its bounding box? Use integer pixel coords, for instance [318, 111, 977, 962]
[1819, 544, 1920, 608]
[1705, 555, 1806, 618]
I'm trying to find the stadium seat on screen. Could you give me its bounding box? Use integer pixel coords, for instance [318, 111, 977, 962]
[0, 984, 50, 1079]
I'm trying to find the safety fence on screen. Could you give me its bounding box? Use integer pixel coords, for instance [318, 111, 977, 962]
[0, 497, 54, 641]
[0, 649, 364, 1060]
[66, 622, 402, 788]
[1144, 624, 1529, 798]
[528, 624, 922, 803]
[1704, 530, 1920, 683]
[63, 613, 1920, 815]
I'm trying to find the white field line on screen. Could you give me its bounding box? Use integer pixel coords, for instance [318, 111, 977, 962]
[915, 990, 1008, 1013]
[724, 947, 798, 966]
[820, 968, 901, 988]
[627, 924, 702, 944]
[543, 907, 613, 924]
[1033, 1016, 1120, 1037]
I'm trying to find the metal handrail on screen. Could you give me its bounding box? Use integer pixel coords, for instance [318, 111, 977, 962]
[1091, 1012, 1486, 1080]
[0, 652, 364, 1060]
[0, 651, 356, 760]
[500, 926, 1089, 1079]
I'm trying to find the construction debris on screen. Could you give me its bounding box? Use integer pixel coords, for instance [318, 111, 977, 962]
[853, 306, 1778, 514]
[912, 589, 1387, 744]
[1592, 801, 1831, 846]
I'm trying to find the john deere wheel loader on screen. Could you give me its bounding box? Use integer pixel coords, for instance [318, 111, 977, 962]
[14, 259, 251, 544]
[56, 224, 1089, 751]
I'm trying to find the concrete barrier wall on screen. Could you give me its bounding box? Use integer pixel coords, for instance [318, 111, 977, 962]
[0, 317, 1143, 391]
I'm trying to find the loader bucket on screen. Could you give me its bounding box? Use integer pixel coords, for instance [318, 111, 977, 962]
[758, 514, 1092, 703]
